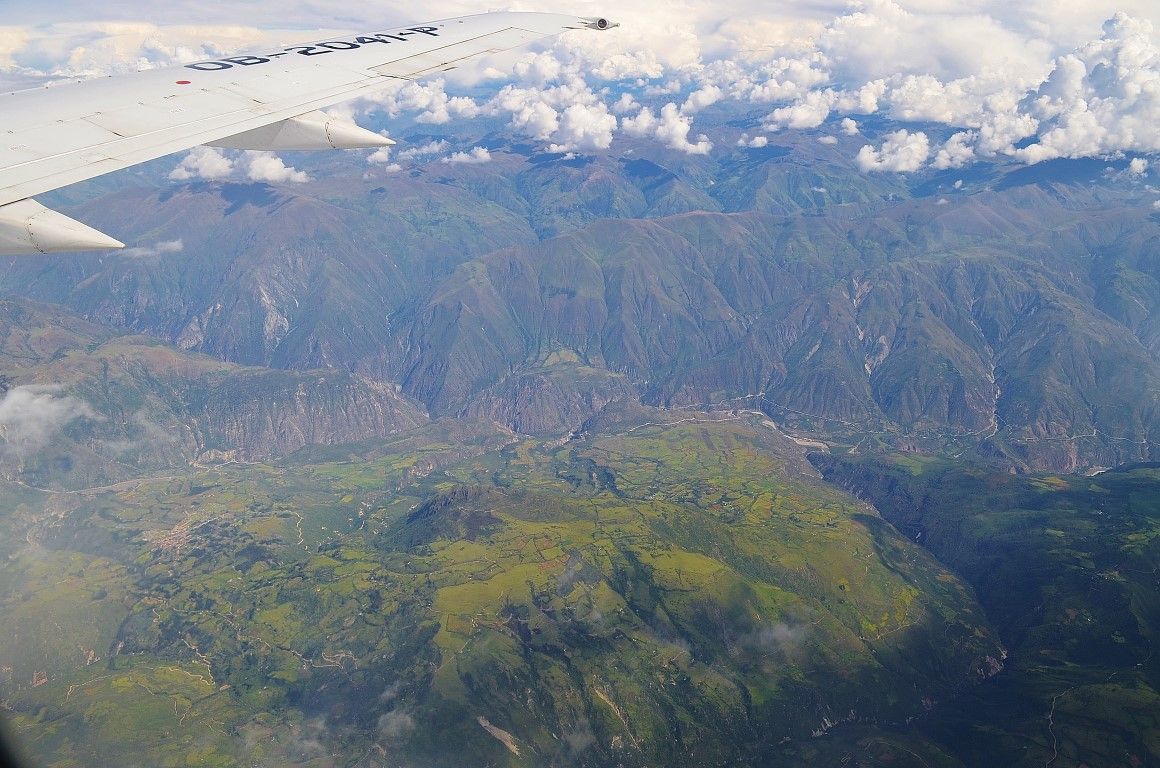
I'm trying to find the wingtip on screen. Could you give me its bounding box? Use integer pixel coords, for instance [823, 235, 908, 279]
[0, 199, 124, 255]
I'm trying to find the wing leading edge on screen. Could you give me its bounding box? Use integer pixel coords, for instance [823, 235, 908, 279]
[0, 12, 615, 255]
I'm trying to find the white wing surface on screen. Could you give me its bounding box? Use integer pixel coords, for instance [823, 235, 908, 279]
[0, 12, 613, 254]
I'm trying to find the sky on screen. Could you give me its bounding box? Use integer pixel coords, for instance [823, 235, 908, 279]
[1, 0, 1158, 176]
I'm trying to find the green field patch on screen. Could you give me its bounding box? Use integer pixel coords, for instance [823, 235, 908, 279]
[0, 551, 131, 693]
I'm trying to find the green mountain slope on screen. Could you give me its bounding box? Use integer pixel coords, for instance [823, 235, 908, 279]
[400, 198, 1160, 469]
[0, 413, 1002, 767]
[815, 454, 1160, 767]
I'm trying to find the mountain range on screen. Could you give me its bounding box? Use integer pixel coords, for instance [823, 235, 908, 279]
[3, 122, 1158, 472]
[1, 109, 1158, 767]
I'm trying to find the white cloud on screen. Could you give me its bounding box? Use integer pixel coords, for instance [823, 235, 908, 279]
[366, 146, 393, 165]
[884, 74, 995, 124]
[487, 77, 610, 148]
[612, 92, 639, 114]
[681, 84, 722, 114]
[737, 55, 829, 103]
[0, 21, 277, 85]
[491, 84, 560, 140]
[856, 129, 931, 172]
[738, 133, 769, 148]
[932, 131, 976, 169]
[169, 146, 233, 181]
[378, 709, 415, 741]
[442, 147, 492, 164]
[0, 386, 93, 459]
[1011, 14, 1160, 163]
[1129, 158, 1149, 175]
[3, 1, 1159, 170]
[818, 0, 1054, 85]
[244, 151, 309, 183]
[549, 102, 617, 152]
[817, 135, 838, 145]
[655, 103, 713, 155]
[624, 103, 712, 154]
[622, 105, 658, 136]
[397, 140, 450, 160]
[511, 51, 563, 85]
[0, 27, 30, 70]
[763, 80, 884, 131]
[120, 239, 184, 258]
[765, 89, 836, 130]
[374, 78, 480, 125]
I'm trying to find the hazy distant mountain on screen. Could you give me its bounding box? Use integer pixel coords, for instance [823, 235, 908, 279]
[2, 124, 1157, 474]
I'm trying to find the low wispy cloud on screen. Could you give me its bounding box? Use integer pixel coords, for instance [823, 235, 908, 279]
[396, 139, 450, 160]
[0, 385, 93, 460]
[120, 239, 184, 258]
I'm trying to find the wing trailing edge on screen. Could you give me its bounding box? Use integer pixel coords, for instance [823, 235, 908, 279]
[210, 111, 396, 151]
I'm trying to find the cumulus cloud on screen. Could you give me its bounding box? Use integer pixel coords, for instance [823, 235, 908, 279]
[611, 92, 639, 114]
[681, 84, 723, 114]
[932, 131, 976, 169]
[169, 146, 233, 181]
[244, 152, 309, 183]
[0, 386, 93, 459]
[442, 147, 492, 164]
[376, 79, 480, 125]
[511, 50, 563, 85]
[486, 76, 618, 151]
[366, 146, 394, 165]
[3, 0, 1160, 171]
[549, 103, 617, 152]
[733, 55, 830, 103]
[764, 81, 884, 131]
[856, 129, 931, 172]
[738, 133, 769, 148]
[765, 90, 835, 130]
[624, 103, 712, 154]
[1011, 13, 1160, 163]
[1129, 158, 1149, 175]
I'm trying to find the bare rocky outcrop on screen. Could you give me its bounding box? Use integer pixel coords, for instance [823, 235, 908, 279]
[190, 370, 426, 461]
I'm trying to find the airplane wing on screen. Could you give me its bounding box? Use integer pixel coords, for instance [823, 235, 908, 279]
[0, 12, 614, 255]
